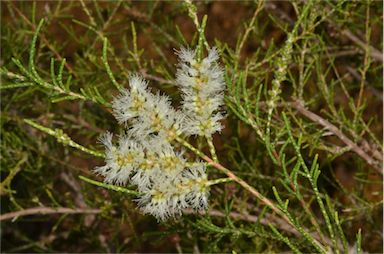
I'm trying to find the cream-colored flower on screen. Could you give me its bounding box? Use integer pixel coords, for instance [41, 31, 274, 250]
[96, 47, 226, 220]
[176, 47, 226, 137]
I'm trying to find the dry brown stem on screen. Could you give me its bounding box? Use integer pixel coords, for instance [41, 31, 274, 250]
[0, 207, 101, 221]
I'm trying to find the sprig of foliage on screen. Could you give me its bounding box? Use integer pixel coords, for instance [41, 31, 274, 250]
[2, 1, 382, 252]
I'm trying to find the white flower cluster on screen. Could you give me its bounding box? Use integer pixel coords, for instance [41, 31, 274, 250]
[96, 48, 225, 220]
[176, 48, 225, 137]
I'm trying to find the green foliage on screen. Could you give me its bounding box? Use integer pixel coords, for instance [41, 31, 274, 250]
[1, 0, 382, 253]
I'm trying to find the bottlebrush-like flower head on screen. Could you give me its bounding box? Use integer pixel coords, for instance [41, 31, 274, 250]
[176, 47, 226, 137]
[112, 75, 185, 141]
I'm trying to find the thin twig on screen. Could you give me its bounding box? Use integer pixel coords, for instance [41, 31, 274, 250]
[79, 0, 97, 27]
[9, 3, 76, 76]
[355, 3, 371, 111]
[0, 207, 101, 221]
[0, 153, 28, 196]
[79, 175, 140, 196]
[236, 1, 264, 58]
[291, 99, 382, 173]
[24, 119, 105, 158]
[341, 29, 382, 62]
[345, 66, 382, 101]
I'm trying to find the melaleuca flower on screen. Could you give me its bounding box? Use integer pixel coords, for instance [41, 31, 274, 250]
[130, 136, 186, 192]
[137, 164, 208, 220]
[148, 138, 186, 175]
[176, 47, 226, 137]
[137, 175, 185, 220]
[96, 47, 226, 221]
[95, 132, 142, 185]
[112, 75, 185, 141]
[112, 75, 151, 123]
[96, 131, 210, 221]
[180, 165, 209, 210]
